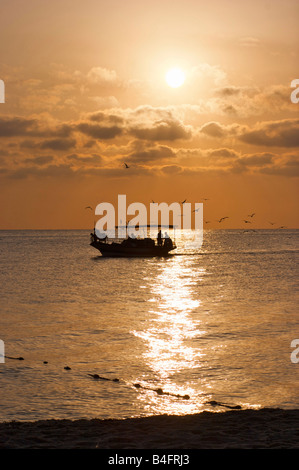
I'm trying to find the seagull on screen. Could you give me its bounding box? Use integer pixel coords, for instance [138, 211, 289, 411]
[124, 162, 130, 169]
[248, 213, 255, 218]
[243, 220, 251, 223]
[181, 199, 187, 204]
[85, 206, 93, 210]
[205, 220, 211, 224]
[218, 217, 229, 223]
[192, 208, 200, 212]
[268, 222, 276, 225]
[279, 226, 286, 229]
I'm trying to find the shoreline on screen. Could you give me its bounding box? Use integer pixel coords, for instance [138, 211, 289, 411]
[0, 408, 298, 449]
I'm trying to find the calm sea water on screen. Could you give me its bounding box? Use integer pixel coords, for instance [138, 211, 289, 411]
[0, 229, 298, 422]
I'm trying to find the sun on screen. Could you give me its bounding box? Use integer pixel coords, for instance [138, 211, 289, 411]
[165, 68, 185, 88]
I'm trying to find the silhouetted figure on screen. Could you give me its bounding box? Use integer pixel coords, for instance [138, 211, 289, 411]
[157, 230, 162, 246]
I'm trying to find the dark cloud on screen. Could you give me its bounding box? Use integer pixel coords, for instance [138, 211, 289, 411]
[40, 138, 77, 151]
[7, 164, 76, 180]
[0, 116, 37, 137]
[215, 86, 242, 97]
[77, 107, 193, 142]
[20, 138, 76, 151]
[76, 122, 123, 139]
[200, 122, 226, 138]
[239, 119, 299, 148]
[89, 111, 125, 125]
[129, 120, 192, 141]
[127, 144, 176, 164]
[40, 124, 73, 139]
[238, 153, 275, 166]
[260, 164, 299, 177]
[67, 153, 103, 165]
[24, 155, 54, 165]
[207, 148, 239, 159]
[160, 165, 183, 175]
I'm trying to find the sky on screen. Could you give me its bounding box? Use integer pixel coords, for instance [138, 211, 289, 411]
[0, 0, 298, 229]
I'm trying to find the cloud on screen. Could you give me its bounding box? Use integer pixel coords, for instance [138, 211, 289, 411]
[126, 106, 193, 141]
[211, 84, 295, 117]
[214, 86, 243, 97]
[126, 142, 176, 164]
[0, 116, 37, 137]
[207, 148, 239, 159]
[239, 119, 299, 147]
[24, 155, 54, 166]
[190, 63, 227, 86]
[240, 152, 275, 166]
[67, 153, 103, 165]
[7, 164, 76, 180]
[88, 111, 125, 125]
[260, 157, 299, 177]
[129, 119, 191, 141]
[76, 122, 123, 139]
[40, 138, 77, 151]
[86, 67, 121, 86]
[89, 96, 120, 109]
[160, 165, 183, 175]
[76, 105, 193, 142]
[200, 121, 226, 138]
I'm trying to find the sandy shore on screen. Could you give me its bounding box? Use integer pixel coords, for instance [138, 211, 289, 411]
[0, 408, 298, 449]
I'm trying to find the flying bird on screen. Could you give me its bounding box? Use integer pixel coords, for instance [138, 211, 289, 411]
[268, 222, 276, 225]
[205, 220, 211, 224]
[243, 220, 251, 223]
[181, 199, 187, 204]
[85, 206, 93, 210]
[124, 162, 130, 169]
[248, 213, 255, 218]
[218, 217, 229, 223]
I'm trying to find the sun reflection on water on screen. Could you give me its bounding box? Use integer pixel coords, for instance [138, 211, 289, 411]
[133, 256, 207, 415]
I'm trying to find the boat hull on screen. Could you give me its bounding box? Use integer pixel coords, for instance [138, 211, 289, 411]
[90, 240, 175, 257]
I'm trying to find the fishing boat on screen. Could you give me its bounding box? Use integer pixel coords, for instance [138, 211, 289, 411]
[90, 225, 177, 257]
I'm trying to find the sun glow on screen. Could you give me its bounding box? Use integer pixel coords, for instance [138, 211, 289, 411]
[165, 68, 185, 88]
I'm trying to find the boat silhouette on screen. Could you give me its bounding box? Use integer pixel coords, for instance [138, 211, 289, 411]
[90, 225, 177, 257]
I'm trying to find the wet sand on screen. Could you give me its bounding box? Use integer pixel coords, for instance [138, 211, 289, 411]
[0, 408, 298, 449]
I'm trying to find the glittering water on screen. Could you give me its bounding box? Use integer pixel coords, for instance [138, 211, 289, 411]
[0, 229, 298, 422]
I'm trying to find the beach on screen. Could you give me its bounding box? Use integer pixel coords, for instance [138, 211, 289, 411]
[1, 408, 298, 449]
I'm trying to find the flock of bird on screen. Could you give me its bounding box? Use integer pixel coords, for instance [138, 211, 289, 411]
[85, 201, 287, 228]
[85, 165, 288, 229]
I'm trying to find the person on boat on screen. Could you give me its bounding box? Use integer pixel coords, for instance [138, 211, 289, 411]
[157, 230, 162, 246]
[90, 228, 98, 243]
[164, 236, 173, 249]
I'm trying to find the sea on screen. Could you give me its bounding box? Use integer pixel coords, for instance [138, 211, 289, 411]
[0, 229, 298, 423]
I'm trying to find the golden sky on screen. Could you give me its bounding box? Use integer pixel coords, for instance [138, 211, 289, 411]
[0, 0, 298, 229]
